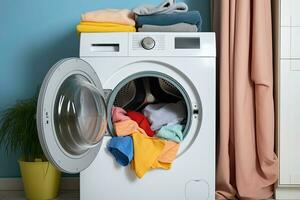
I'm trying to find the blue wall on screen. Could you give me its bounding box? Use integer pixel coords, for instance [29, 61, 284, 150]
[0, 0, 211, 178]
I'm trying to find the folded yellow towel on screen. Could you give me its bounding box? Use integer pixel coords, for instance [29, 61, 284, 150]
[81, 9, 135, 26]
[76, 22, 136, 33]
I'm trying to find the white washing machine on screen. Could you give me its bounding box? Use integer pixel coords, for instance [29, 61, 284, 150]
[37, 32, 216, 200]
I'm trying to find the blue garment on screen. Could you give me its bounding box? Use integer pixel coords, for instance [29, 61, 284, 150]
[156, 124, 184, 143]
[107, 136, 133, 166]
[136, 11, 202, 31]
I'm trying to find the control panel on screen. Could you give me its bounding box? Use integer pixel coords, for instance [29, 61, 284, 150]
[80, 32, 216, 57]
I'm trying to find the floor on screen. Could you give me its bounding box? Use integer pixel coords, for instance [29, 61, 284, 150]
[0, 191, 277, 200]
[0, 190, 79, 200]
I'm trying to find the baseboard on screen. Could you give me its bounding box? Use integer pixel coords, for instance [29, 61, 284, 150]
[0, 177, 79, 191]
[276, 186, 300, 199]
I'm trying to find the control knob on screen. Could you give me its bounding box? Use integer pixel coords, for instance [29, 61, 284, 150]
[141, 37, 155, 50]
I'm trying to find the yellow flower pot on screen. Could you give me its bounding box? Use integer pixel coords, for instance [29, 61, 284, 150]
[19, 160, 61, 200]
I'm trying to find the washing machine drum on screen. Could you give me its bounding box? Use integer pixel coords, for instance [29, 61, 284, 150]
[114, 77, 182, 110]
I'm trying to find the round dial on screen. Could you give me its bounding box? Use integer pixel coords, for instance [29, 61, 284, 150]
[141, 37, 155, 50]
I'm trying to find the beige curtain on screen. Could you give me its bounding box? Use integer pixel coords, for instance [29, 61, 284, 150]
[213, 0, 278, 199]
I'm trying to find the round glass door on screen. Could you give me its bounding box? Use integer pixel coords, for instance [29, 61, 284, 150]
[37, 58, 106, 173]
[54, 74, 107, 156]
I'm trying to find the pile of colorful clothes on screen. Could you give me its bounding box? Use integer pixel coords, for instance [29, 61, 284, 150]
[76, 0, 202, 33]
[107, 101, 186, 178]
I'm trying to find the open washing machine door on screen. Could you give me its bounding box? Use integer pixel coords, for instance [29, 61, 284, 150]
[37, 58, 107, 173]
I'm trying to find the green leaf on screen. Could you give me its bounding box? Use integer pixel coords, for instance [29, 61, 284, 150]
[0, 91, 45, 162]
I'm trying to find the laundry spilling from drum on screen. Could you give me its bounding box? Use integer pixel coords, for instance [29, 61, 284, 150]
[107, 101, 186, 178]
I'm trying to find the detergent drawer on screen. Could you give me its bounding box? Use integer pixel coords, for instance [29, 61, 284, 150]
[80, 33, 128, 57]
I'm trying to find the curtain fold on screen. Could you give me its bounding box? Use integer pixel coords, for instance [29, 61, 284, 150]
[213, 0, 278, 199]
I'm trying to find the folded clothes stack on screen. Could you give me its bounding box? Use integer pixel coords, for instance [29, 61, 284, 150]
[133, 0, 202, 32]
[76, 9, 136, 33]
[107, 101, 186, 178]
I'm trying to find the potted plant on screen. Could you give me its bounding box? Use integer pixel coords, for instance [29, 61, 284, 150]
[0, 93, 61, 200]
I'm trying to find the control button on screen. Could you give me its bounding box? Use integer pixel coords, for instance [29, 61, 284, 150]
[141, 37, 155, 50]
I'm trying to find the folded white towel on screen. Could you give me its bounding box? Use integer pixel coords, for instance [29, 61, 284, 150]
[133, 0, 188, 16]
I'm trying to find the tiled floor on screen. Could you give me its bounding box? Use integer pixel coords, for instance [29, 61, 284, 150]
[0, 190, 79, 200]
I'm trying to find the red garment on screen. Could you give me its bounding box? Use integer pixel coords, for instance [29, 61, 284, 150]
[127, 111, 155, 137]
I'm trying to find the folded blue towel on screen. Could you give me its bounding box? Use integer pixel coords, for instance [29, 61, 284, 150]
[136, 11, 202, 31]
[107, 136, 133, 166]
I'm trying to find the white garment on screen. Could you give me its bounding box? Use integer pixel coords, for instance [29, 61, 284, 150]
[133, 0, 188, 16]
[143, 101, 186, 131]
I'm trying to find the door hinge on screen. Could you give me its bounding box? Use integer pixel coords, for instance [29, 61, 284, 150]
[103, 89, 112, 103]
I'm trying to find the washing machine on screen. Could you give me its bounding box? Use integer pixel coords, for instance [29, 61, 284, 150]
[37, 32, 216, 200]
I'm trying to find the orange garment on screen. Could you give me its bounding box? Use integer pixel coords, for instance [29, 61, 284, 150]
[81, 9, 135, 26]
[152, 141, 179, 170]
[114, 120, 146, 136]
[157, 141, 180, 164]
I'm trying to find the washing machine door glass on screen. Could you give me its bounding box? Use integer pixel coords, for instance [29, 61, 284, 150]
[37, 58, 107, 173]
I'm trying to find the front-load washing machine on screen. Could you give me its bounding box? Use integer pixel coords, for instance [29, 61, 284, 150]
[37, 32, 216, 200]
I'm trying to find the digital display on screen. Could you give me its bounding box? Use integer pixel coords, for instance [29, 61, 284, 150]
[175, 37, 200, 49]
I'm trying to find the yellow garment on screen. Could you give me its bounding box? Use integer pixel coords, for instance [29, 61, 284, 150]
[131, 132, 165, 178]
[81, 9, 135, 26]
[115, 121, 180, 178]
[114, 120, 146, 136]
[152, 141, 180, 169]
[151, 160, 171, 169]
[76, 22, 136, 33]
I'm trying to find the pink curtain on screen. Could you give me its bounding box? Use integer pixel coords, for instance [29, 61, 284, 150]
[213, 0, 278, 199]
